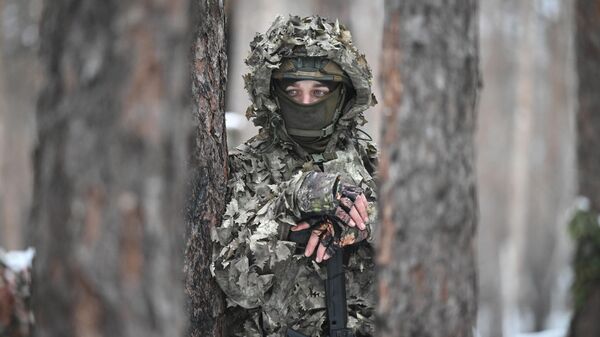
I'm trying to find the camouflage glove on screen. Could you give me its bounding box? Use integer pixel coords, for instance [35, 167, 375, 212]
[296, 172, 340, 216]
[297, 173, 370, 231]
[333, 180, 370, 230]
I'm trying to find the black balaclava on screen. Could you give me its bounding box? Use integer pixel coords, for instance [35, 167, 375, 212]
[274, 81, 346, 153]
[272, 57, 351, 154]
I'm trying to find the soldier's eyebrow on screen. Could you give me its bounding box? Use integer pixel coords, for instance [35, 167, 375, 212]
[285, 82, 329, 88]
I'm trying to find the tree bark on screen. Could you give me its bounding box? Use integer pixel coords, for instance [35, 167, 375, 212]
[574, 1, 600, 212]
[569, 0, 600, 336]
[377, 1, 479, 336]
[184, 1, 227, 337]
[31, 0, 193, 336]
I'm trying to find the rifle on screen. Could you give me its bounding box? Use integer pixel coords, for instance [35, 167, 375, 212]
[287, 219, 355, 337]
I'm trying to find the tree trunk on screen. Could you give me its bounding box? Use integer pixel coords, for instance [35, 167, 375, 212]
[478, 1, 576, 335]
[569, 0, 600, 336]
[184, 1, 227, 337]
[0, 0, 42, 250]
[31, 0, 193, 336]
[377, 1, 479, 336]
[574, 1, 600, 212]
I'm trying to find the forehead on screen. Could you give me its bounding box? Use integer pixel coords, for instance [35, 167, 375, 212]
[286, 80, 328, 87]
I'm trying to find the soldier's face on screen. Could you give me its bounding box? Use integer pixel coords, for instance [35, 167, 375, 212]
[283, 80, 330, 105]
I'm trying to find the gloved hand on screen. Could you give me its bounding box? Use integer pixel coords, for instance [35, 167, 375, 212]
[296, 172, 339, 216]
[333, 181, 369, 230]
[291, 218, 370, 262]
[297, 173, 369, 230]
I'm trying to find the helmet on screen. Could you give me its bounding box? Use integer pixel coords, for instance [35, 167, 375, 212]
[271, 57, 351, 85]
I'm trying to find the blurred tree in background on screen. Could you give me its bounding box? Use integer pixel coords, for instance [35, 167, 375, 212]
[568, 0, 600, 336]
[29, 0, 195, 335]
[0, 0, 41, 251]
[477, 1, 576, 335]
[377, 1, 479, 336]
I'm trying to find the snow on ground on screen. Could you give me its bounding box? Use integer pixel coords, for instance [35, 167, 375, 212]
[516, 328, 566, 337]
[0, 247, 35, 271]
[513, 310, 570, 337]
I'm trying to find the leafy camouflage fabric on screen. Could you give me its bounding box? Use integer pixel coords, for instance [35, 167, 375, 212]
[210, 15, 379, 337]
[211, 137, 378, 337]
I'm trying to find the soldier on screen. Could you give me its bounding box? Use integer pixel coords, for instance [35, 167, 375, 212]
[211, 15, 378, 337]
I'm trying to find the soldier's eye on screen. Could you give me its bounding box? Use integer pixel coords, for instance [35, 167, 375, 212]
[312, 89, 329, 97]
[286, 89, 299, 97]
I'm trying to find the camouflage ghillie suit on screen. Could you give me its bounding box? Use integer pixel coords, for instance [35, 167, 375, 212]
[211, 15, 378, 337]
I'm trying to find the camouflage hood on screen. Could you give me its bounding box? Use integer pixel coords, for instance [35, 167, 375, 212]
[244, 15, 377, 152]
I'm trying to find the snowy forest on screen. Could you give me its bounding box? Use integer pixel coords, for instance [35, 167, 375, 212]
[0, 0, 599, 337]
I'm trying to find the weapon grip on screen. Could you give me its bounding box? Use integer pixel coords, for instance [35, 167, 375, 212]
[288, 217, 326, 248]
[326, 247, 350, 333]
[288, 229, 312, 247]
